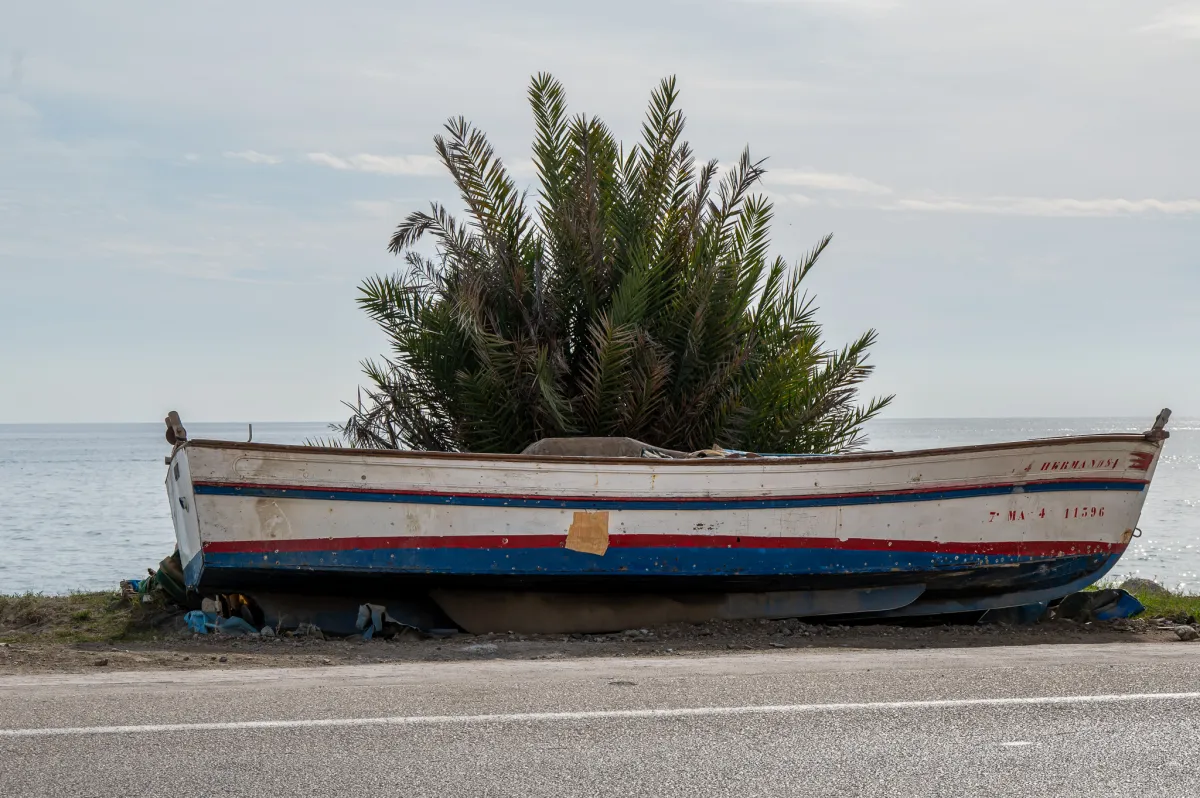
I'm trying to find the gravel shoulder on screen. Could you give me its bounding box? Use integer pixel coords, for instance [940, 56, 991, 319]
[1, 613, 1191, 674]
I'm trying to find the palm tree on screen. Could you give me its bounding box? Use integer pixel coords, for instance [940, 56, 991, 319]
[335, 73, 892, 454]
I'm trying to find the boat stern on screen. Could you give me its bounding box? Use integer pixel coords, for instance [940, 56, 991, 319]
[164, 414, 204, 589]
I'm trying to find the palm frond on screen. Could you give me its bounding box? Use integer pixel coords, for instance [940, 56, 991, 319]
[338, 74, 891, 455]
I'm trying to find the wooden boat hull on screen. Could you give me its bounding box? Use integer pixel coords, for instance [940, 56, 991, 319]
[165, 428, 1167, 620]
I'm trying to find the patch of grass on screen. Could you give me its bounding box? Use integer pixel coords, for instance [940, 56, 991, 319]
[1087, 580, 1200, 621]
[1128, 590, 1200, 622]
[0, 591, 171, 644]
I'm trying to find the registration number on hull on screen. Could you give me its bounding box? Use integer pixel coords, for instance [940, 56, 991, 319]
[988, 507, 1105, 522]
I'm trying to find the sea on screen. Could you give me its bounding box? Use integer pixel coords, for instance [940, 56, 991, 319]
[0, 418, 1195, 595]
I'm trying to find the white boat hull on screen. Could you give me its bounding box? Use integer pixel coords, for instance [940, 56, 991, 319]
[165, 429, 1166, 616]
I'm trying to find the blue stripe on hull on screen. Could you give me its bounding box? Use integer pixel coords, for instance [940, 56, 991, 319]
[192, 479, 1144, 511]
[200, 546, 1111, 579]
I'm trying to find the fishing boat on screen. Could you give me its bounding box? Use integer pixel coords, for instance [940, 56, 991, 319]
[163, 410, 1171, 632]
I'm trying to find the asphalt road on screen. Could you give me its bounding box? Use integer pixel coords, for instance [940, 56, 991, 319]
[2, 643, 1199, 797]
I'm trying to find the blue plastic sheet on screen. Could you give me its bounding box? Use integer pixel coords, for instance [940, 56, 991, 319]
[356, 603, 420, 639]
[216, 616, 260, 636]
[183, 611, 261, 635]
[1092, 590, 1145, 621]
[1057, 588, 1145, 621]
[184, 610, 215, 634]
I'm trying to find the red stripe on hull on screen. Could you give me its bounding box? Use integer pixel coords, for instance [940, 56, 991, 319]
[203, 535, 1124, 558]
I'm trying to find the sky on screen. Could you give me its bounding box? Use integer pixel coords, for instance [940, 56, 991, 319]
[1, 0, 1197, 424]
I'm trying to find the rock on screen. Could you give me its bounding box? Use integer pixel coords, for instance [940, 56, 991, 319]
[1119, 578, 1171, 598]
[1175, 626, 1199, 642]
[93, 658, 109, 667]
[218, 655, 228, 662]
[260, 626, 276, 638]
[464, 643, 498, 654]
[293, 623, 324, 640]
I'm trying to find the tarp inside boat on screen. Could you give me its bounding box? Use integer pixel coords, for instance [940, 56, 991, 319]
[520, 437, 687, 458]
[519, 437, 753, 459]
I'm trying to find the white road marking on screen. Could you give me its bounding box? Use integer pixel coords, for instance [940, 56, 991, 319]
[2, 691, 1198, 738]
[999, 741, 1036, 747]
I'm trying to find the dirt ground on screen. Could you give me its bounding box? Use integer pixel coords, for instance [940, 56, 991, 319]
[1, 614, 1193, 674]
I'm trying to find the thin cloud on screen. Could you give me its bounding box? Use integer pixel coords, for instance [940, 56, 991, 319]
[711, 166, 1199, 217]
[307, 152, 443, 176]
[736, 0, 899, 11]
[767, 170, 893, 195]
[9, 50, 23, 88]
[1140, 4, 1200, 39]
[351, 199, 401, 218]
[506, 158, 538, 179]
[309, 152, 538, 180]
[892, 196, 1200, 217]
[223, 150, 282, 165]
[762, 191, 816, 206]
[0, 94, 38, 120]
